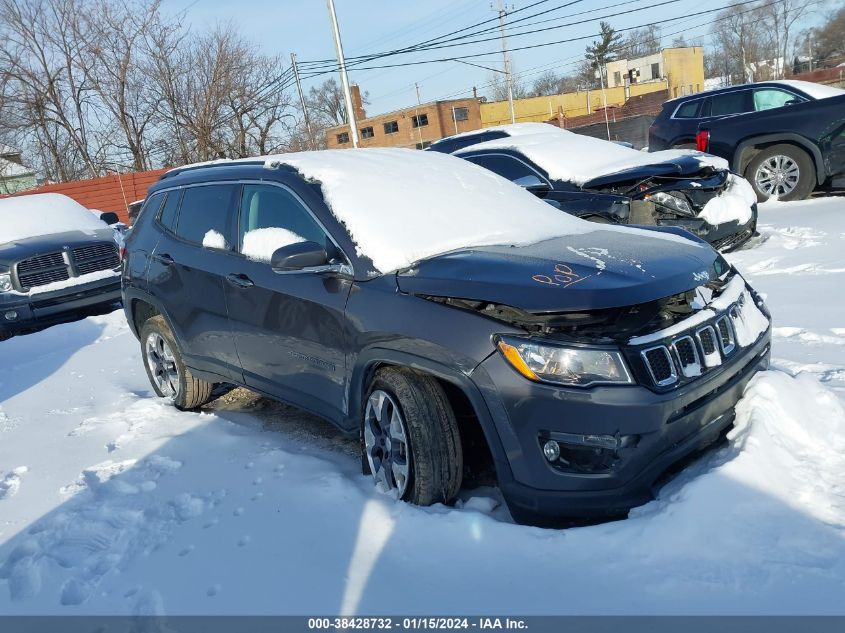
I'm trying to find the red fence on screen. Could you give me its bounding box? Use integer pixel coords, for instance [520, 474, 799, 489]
[14, 169, 168, 223]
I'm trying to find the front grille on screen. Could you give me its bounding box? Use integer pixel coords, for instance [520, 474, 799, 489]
[716, 316, 736, 354]
[641, 346, 677, 386]
[17, 252, 64, 274]
[18, 267, 70, 289]
[698, 327, 717, 355]
[14, 242, 118, 291]
[672, 336, 701, 377]
[72, 242, 119, 275]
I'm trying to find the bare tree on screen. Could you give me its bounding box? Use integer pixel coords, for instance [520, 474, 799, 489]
[622, 25, 662, 58]
[760, 0, 815, 79]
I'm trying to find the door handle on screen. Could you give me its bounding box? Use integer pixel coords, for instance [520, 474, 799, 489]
[226, 273, 254, 288]
[154, 253, 174, 266]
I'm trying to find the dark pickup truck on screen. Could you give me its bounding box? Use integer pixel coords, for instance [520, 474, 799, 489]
[697, 93, 845, 202]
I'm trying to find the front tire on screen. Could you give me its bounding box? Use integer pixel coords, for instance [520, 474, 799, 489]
[745, 144, 815, 202]
[362, 368, 462, 505]
[139, 315, 213, 410]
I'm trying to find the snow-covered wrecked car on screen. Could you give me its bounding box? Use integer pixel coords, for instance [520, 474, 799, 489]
[0, 193, 122, 341]
[122, 149, 771, 526]
[430, 123, 758, 253]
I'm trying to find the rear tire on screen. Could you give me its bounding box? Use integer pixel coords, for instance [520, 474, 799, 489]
[745, 144, 815, 202]
[362, 368, 462, 505]
[139, 315, 213, 410]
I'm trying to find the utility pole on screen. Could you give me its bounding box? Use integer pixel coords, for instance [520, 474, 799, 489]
[326, 0, 359, 147]
[496, 0, 516, 124]
[291, 53, 316, 151]
[414, 82, 424, 148]
[598, 65, 611, 141]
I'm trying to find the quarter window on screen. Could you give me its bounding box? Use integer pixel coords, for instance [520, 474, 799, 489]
[157, 190, 181, 231]
[674, 100, 700, 119]
[384, 120, 399, 134]
[411, 114, 429, 128]
[142, 192, 165, 223]
[238, 184, 329, 263]
[174, 184, 239, 249]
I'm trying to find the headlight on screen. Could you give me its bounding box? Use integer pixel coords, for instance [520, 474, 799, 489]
[649, 191, 695, 217]
[496, 336, 633, 387]
[0, 273, 12, 293]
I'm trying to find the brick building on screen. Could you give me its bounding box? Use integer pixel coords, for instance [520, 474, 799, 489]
[326, 86, 483, 150]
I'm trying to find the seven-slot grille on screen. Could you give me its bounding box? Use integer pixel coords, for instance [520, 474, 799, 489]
[639, 306, 744, 388]
[14, 242, 118, 291]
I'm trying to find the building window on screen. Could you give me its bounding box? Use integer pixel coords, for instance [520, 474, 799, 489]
[415, 141, 432, 150]
[383, 120, 399, 134]
[360, 126, 374, 139]
[651, 63, 660, 80]
[336, 132, 350, 144]
[411, 114, 429, 128]
[613, 71, 621, 86]
[452, 107, 469, 122]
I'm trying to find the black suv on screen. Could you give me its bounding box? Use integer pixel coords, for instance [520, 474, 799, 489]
[1, 193, 122, 341]
[698, 94, 845, 202]
[122, 149, 771, 526]
[648, 80, 844, 151]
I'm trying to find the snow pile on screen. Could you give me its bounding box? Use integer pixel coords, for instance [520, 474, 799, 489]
[265, 149, 590, 273]
[698, 174, 756, 225]
[28, 269, 119, 296]
[455, 130, 729, 185]
[0, 194, 107, 244]
[201, 230, 228, 250]
[241, 227, 304, 263]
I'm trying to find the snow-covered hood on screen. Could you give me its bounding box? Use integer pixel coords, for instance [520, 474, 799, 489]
[397, 228, 723, 312]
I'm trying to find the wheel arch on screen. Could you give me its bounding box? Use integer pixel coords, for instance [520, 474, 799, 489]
[349, 349, 511, 486]
[733, 134, 825, 186]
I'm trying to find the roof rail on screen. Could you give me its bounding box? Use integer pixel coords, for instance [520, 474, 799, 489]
[161, 159, 264, 179]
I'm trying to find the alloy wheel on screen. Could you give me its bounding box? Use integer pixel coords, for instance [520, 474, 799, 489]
[145, 332, 180, 399]
[363, 389, 411, 497]
[754, 154, 800, 198]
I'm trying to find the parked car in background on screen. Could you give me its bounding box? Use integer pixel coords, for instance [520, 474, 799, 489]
[442, 124, 758, 252]
[648, 80, 845, 151]
[0, 193, 122, 341]
[123, 149, 771, 526]
[696, 93, 845, 202]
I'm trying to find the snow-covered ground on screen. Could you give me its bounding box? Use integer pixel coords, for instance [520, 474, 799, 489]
[1, 197, 844, 615]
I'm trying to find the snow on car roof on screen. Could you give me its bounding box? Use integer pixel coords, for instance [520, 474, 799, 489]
[455, 130, 728, 185]
[0, 193, 107, 244]
[261, 148, 590, 273]
[769, 79, 845, 100]
[441, 121, 564, 141]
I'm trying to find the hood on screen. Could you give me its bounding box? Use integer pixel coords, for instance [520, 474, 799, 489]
[581, 155, 723, 189]
[0, 228, 115, 268]
[396, 229, 724, 313]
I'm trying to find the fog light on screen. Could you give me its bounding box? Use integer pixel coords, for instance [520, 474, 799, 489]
[543, 440, 560, 462]
[4, 311, 17, 321]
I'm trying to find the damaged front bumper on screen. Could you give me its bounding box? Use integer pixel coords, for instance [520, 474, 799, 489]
[469, 275, 771, 524]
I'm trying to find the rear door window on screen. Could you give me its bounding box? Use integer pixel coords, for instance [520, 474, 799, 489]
[174, 184, 239, 250]
[753, 88, 806, 111]
[710, 90, 752, 116]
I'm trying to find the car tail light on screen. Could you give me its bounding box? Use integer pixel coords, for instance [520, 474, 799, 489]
[696, 129, 710, 152]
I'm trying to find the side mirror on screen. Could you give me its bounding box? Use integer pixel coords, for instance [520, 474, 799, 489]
[270, 241, 329, 272]
[513, 174, 551, 196]
[100, 212, 120, 225]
